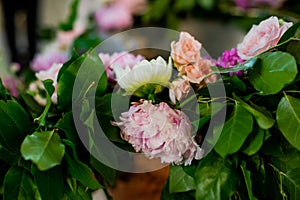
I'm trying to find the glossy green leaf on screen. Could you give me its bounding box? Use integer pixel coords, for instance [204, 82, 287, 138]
[63, 140, 102, 190]
[234, 94, 275, 129]
[21, 131, 65, 171]
[3, 166, 41, 200]
[55, 111, 80, 146]
[57, 50, 107, 111]
[161, 180, 195, 200]
[287, 41, 300, 64]
[248, 52, 297, 95]
[169, 165, 195, 193]
[214, 104, 253, 157]
[286, 168, 300, 200]
[242, 127, 269, 156]
[31, 165, 64, 200]
[277, 95, 300, 150]
[195, 153, 238, 200]
[240, 161, 258, 200]
[65, 182, 93, 200]
[0, 100, 31, 152]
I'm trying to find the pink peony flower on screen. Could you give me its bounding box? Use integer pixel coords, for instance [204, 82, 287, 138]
[116, 0, 147, 15]
[99, 52, 144, 81]
[94, 4, 133, 32]
[116, 100, 203, 165]
[56, 25, 85, 50]
[169, 78, 190, 104]
[171, 32, 202, 68]
[31, 51, 67, 72]
[237, 16, 293, 60]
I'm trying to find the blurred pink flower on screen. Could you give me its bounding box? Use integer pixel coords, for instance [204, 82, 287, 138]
[99, 52, 144, 81]
[169, 78, 190, 104]
[2, 77, 19, 97]
[56, 25, 85, 49]
[31, 51, 67, 72]
[116, 0, 147, 15]
[115, 100, 203, 165]
[32, 63, 63, 105]
[171, 32, 202, 69]
[235, 0, 287, 9]
[94, 4, 133, 31]
[237, 16, 292, 60]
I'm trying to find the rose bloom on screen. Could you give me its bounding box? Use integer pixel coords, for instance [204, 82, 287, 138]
[99, 52, 144, 81]
[116, 100, 204, 165]
[171, 32, 202, 69]
[94, 4, 133, 32]
[182, 59, 217, 85]
[29, 63, 63, 105]
[169, 78, 190, 104]
[237, 16, 293, 60]
[114, 56, 172, 94]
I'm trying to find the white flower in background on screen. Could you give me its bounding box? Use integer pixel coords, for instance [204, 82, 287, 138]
[115, 56, 172, 94]
[29, 63, 63, 105]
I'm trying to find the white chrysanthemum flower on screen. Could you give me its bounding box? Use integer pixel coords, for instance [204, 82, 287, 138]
[115, 56, 172, 94]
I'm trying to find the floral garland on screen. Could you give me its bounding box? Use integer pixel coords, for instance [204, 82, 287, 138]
[0, 10, 299, 200]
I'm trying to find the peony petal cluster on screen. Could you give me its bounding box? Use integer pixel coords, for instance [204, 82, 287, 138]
[169, 78, 190, 104]
[99, 52, 144, 81]
[237, 16, 292, 60]
[31, 51, 67, 72]
[29, 63, 63, 105]
[116, 100, 204, 165]
[171, 32, 217, 86]
[114, 56, 172, 94]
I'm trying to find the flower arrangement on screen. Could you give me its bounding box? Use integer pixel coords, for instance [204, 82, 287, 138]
[0, 7, 300, 200]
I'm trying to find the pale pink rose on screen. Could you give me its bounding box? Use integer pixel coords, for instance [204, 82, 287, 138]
[182, 59, 217, 85]
[169, 78, 190, 104]
[115, 100, 204, 165]
[94, 5, 133, 31]
[31, 51, 67, 72]
[237, 16, 293, 60]
[171, 32, 202, 68]
[34, 63, 63, 104]
[99, 52, 144, 81]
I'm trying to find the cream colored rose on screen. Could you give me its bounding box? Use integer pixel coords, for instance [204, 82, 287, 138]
[237, 16, 292, 60]
[171, 32, 202, 68]
[169, 78, 191, 104]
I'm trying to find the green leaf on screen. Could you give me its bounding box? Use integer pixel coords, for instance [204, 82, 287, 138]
[277, 94, 300, 150]
[59, 0, 79, 31]
[0, 100, 31, 152]
[242, 127, 269, 156]
[197, 0, 214, 10]
[248, 52, 298, 95]
[21, 131, 65, 171]
[65, 182, 93, 200]
[90, 156, 117, 187]
[34, 80, 55, 127]
[211, 57, 257, 74]
[0, 79, 8, 100]
[3, 166, 41, 200]
[174, 0, 196, 11]
[286, 168, 300, 200]
[169, 165, 195, 193]
[31, 165, 64, 200]
[161, 180, 195, 200]
[287, 41, 300, 64]
[63, 140, 102, 190]
[214, 104, 253, 158]
[55, 111, 80, 146]
[57, 50, 107, 111]
[0, 144, 19, 165]
[233, 94, 275, 129]
[195, 153, 238, 200]
[240, 161, 258, 200]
